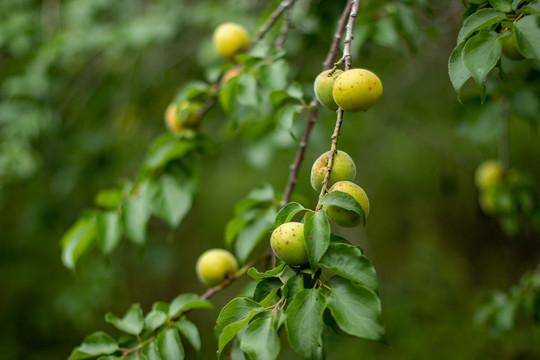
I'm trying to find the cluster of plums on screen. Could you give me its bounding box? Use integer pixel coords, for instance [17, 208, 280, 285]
[194, 22, 382, 286]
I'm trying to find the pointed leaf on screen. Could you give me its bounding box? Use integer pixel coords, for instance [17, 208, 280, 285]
[61, 213, 97, 271]
[320, 243, 378, 292]
[303, 210, 330, 269]
[274, 202, 305, 229]
[68, 332, 118, 360]
[140, 341, 162, 360]
[285, 289, 327, 359]
[247, 263, 286, 282]
[320, 191, 365, 225]
[96, 211, 123, 255]
[457, 9, 506, 43]
[105, 304, 144, 335]
[144, 136, 197, 171]
[514, 14, 540, 59]
[157, 328, 184, 360]
[489, 0, 512, 12]
[253, 278, 283, 303]
[145, 302, 169, 331]
[325, 276, 384, 341]
[234, 207, 276, 263]
[147, 173, 196, 228]
[215, 298, 264, 354]
[123, 187, 150, 245]
[448, 41, 472, 99]
[463, 31, 501, 97]
[240, 312, 280, 360]
[168, 293, 215, 318]
[175, 319, 201, 352]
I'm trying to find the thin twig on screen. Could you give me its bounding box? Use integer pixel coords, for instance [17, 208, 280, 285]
[251, 0, 299, 46]
[315, 0, 360, 207]
[280, 1, 353, 207]
[276, 1, 294, 49]
[343, 0, 360, 70]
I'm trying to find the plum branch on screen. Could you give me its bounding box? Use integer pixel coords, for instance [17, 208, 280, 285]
[251, 0, 299, 45]
[316, 0, 360, 207]
[280, 0, 353, 207]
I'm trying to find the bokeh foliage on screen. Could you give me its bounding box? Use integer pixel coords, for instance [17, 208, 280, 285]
[1, 0, 539, 359]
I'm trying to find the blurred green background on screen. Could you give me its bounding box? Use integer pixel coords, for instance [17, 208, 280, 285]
[1, 0, 539, 359]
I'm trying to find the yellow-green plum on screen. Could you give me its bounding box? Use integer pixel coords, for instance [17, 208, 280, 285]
[332, 68, 383, 112]
[500, 32, 524, 61]
[212, 22, 250, 60]
[479, 188, 498, 215]
[310, 150, 356, 192]
[164, 101, 202, 133]
[474, 160, 504, 190]
[324, 181, 370, 227]
[270, 222, 308, 266]
[314, 69, 343, 111]
[196, 249, 238, 287]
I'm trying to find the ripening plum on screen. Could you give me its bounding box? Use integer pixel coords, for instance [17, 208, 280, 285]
[314, 69, 344, 111]
[310, 150, 356, 192]
[196, 249, 238, 287]
[212, 22, 250, 60]
[332, 68, 382, 112]
[164, 101, 202, 133]
[270, 222, 308, 266]
[474, 160, 504, 190]
[500, 32, 524, 61]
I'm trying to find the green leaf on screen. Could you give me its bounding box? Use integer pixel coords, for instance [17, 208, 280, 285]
[175, 319, 201, 352]
[514, 14, 540, 59]
[303, 210, 330, 269]
[168, 293, 215, 318]
[68, 332, 118, 360]
[122, 188, 150, 245]
[219, 75, 237, 114]
[489, 0, 512, 12]
[96, 211, 123, 255]
[94, 188, 124, 209]
[277, 104, 302, 133]
[260, 60, 289, 91]
[457, 8, 506, 43]
[285, 288, 327, 359]
[140, 341, 162, 360]
[463, 31, 501, 97]
[274, 202, 305, 229]
[320, 191, 366, 225]
[145, 302, 170, 331]
[247, 263, 286, 282]
[158, 328, 184, 360]
[513, 0, 529, 10]
[320, 243, 378, 292]
[234, 207, 276, 263]
[236, 73, 260, 108]
[240, 312, 280, 360]
[147, 173, 196, 228]
[268, 90, 291, 107]
[448, 41, 472, 99]
[253, 278, 283, 303]
[325, 276, 385, 341]
[215, 298, 264, 354]
[144, 136, 197, 171]
[61, 213, 97, 271]
[105, 304, 144, 335]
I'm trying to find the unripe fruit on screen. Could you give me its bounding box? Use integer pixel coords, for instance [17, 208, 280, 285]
[270, 222, 308, 266]
[310, 150, 356, 192]
[196, 249, 238, 287]
[164, 101, 202, 133]
[332, 68, 383, 112]
[474, 160, 504, 190]
[314, 69, 344, 111]
[212, 22, 250, 60]
[324, 181, 369, 227]
[479, 188, 498, 215]
[500, 32, 524, 61]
